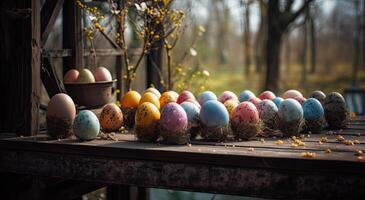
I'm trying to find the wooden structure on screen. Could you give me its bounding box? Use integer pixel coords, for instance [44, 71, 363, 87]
[1, 119, 365, 199]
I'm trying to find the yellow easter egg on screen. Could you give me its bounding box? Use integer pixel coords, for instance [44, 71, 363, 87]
[139, 92, 160, 109]
[224, 99, 239, 116]
[120, 91, 141, 109]
[159, 92, 177, 108]
[135, 102, 160, 127]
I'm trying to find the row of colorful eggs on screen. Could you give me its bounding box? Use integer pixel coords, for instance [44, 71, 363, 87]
[46, 88, 347, 143]
[63, 67, 112, 83]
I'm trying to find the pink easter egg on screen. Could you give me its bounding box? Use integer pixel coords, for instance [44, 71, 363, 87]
[293, 96, 306, 105]
[218, 91, 238, 103]
[248, 97, 262, 108]
[177, 90, 196, 104]
[258, 91, 276, 100]
[282, 89, 303, 99]
[231, 102, 259, 125]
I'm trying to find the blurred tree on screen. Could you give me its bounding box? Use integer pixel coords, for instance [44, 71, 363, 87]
[242, 0, 254, 75]
[264, 0, 313, 92]
[352, 0, 361, 85]
[213, 0, 230, 64]
[309, 3, 317, 74]
[300, 6, 309, 87]
[255, 0, 267, 73]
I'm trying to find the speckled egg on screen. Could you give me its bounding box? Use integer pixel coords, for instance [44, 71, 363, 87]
[46, 93, 76, 139]
[224, 99, 239, 116]
[177, 90, 196, 104]
[231, 102, 260, 125]
[310, 90, 326, 104]
[324, 92, 347, 129]
[159, 92, 177, 108]
[120, 90, 141, 109]
[293, 96, 306, 105]
[145, 87, 161, 98]
[258, 91, 276, 100]
[272, 97, 284, 107]
[239, 90, 255, 102]
[139, 92, 160, 109]
[180, 102, 200, 127]
[99, 103, 123, 132]
[303, 98, 324, 120]
[282, 89, 303, 99]
[198, 91, 217, 105]
[64, 69, 79, 83]
[73, 110, 100, 141]
[160, 103, 188, 134]
[248, 97, 262, 108]
[184, 98, 201, 109]
[218, 91, 238, 103]
[257, 100, 278, 121]
[92, 66, 112, 82]
[135, 102, 161, 141]
[200, 100, 229, 128]
[169, 90, 179, 99]
[278, 99, 304, 122]
[76, 69, 95, 83]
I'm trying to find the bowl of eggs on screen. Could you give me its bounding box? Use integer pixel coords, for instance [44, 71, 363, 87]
[63, 67, 116, 108]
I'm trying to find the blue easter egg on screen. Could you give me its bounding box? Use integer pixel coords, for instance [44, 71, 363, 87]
[278, 99, 303, 122]
[272, 97, 283, 107]
[180, 102, 200, 127]
[239, 90, 255, 102]
[200, 100, 229, 128]
[73, 110, 100, 140]
[198, 91, 217, 105]
[303, 98, 324, 120]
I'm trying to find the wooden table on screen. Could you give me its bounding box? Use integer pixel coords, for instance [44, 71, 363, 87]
[1, 119, 365, 199]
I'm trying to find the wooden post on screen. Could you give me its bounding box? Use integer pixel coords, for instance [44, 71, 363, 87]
[146, 40, 163, 91]
[63, 0, 84, 73]
[0, 0, 40, 135]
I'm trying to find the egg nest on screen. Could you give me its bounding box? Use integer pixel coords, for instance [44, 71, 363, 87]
[121, 107, 136, 129]
[324, 107, 349, 129]
[278, 118, 305, 137]
[160, 126, 189, 145]
[135, 123, 160, 142]
[200, 124, 231, 142]
[231, 120, 262, 140]
[46, 116, 73, 139]
[188, 125, 201, 140]
[304, 117, 326, 134]
[260, 113, 280, 137]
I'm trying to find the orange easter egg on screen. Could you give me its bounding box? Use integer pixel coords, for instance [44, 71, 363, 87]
[99, 103, 123, 132]
[159, 91, 177, 108]
[120, 91, 141, 109]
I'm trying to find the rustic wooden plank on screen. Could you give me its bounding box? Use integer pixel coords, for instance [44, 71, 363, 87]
[0, 147, 365, 199]
[40, 0, 64, 45]
[42, 49, 72, 58]
[41, 57, 66, 97]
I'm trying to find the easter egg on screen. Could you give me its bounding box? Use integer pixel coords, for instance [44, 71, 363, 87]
[135, 102, 161, 141]
[293, 96, 306, 105]
[46, 93, 76, 139]
[224, 99, 239, 116]
[169, 90, 179, 99]
[160, 103, 188, 144]
[184, 98, 201, 108]
[282, 89, 303, 99]
[99, 103, 123, 132]
[200, 100, 229, 128]
[198, 91, 217, 105]
[180, 102, 200, 127]
[272, 97, 283, 107]
[160, 92, 177, 108]
[303, 98, 324, 120]
[64, 69, 79, 83]
[239, 90, 255, 102]
[258, 91, 276, 100]
[200, 100, 230, 140]
[92, 66, 112, 82]
[76, 69, 95, 83]
[310, 90, 326, 104]
[248, 97, 262, 108]
[139, 92, 160, 109]
[145, 87, 161, 98]
[231, 102, 260, 139]
[278, 99, 303, 122]
[324, 92, 347, 129]
[218, 91, 238, 103]
[257, 100, 278, 121]
[177, 90, 195, 104]
[73, 110, 100, 140]
[231, 102, 260, 125]
[120, 90, 141, 109]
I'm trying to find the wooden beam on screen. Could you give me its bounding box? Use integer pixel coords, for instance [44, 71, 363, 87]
[41, 57, 65, 98]
[41, 0, 64, 45]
